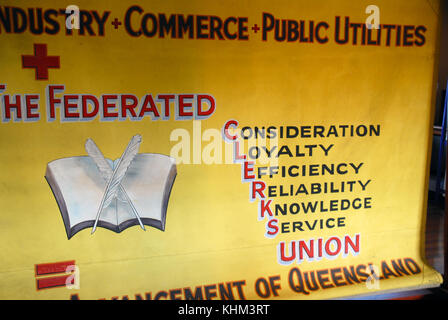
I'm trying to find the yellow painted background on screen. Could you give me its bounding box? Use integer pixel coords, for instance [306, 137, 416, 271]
[0, 0, 443, 299]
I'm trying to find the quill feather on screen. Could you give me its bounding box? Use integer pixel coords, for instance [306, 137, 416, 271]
[85, 139, 112, 180]
[85, 138, 145, 231]
[92, 135, 142, 234]
[85, 139, 124, 202]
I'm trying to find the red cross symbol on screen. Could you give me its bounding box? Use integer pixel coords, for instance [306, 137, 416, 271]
[112, 18, 122, 29]
[252, 24, 261, 33]
[21, 44, 60, 80]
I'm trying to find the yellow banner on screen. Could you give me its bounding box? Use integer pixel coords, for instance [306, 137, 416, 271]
[0, 0, 442, 300]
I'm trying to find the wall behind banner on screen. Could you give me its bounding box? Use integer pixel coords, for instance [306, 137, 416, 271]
[434, 1, 448, 126]
[439, 1, 448, 87]
[0, 0, 444, 300]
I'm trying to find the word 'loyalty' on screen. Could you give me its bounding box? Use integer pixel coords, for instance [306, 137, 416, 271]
[247, 144, 334, 159]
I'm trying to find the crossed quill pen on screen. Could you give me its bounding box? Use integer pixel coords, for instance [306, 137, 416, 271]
[85, 134, 146, 234]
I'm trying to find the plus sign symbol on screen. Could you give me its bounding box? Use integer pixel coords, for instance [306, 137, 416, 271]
[21, 44, 60, 80]
[111, 18, 122, 29]
[252, 24, 261, 33]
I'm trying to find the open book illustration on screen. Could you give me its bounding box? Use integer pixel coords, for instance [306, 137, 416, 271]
[45, 134, 177, 239]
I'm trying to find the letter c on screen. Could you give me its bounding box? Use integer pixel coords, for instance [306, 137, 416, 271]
[223, 119, 239, 141]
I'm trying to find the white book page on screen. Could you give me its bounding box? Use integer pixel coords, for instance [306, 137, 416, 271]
[47, 157, 117, 227]
[119, 154, 176, 224]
